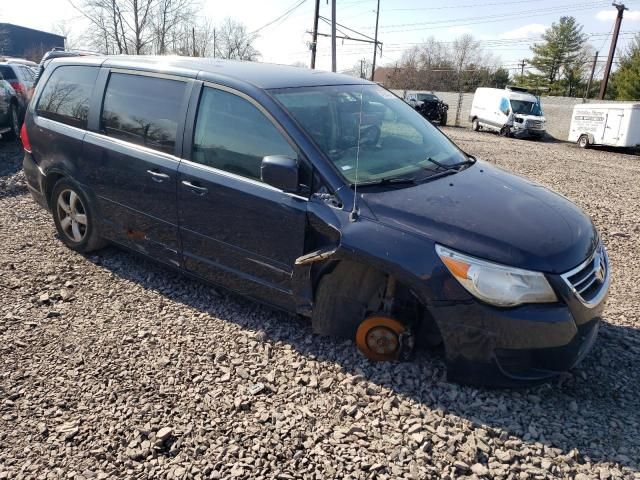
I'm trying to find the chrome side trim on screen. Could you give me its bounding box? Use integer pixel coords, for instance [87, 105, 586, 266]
[179, 158, 308, 202]
[83, 130, 182, 164]
[560, 244, 610, 309]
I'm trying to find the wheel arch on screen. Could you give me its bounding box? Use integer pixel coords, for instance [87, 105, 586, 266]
[294, 239, 445, 349]
[43, 170, 67, 208]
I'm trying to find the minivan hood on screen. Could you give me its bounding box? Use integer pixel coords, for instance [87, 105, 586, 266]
[360, 161, 598, 274]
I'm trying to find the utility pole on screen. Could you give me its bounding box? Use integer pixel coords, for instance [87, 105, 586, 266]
[213, 28, 216, 58]
[519, 59, 527, 76]
[585, 51, 599, 100]
[331, 0, 337, 72]
[599, 2, 627, 100]
[310, 0, 320, 69]
[192, 27, 196, 57]
[370, 0, 380, 81]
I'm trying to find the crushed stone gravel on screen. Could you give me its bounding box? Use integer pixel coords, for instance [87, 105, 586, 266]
[1, 130, 639, 479]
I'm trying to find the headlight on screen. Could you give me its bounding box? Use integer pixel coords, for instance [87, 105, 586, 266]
[435, 244, 557, 307]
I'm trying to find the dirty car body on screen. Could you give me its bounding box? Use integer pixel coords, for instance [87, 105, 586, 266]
[405, 92, 448, 125]
[22, 56, 609, 387]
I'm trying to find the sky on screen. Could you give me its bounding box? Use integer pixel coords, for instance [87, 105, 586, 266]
[1, 0, 640, 78]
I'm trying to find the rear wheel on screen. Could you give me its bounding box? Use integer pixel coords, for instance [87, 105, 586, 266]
[578, 134, 590, 149]
[471, 118, 480, 131]
[4, 103, 20, 140]
[51, 178, 107, 253]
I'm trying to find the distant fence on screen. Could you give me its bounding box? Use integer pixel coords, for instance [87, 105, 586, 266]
[390, 89, 631, 140]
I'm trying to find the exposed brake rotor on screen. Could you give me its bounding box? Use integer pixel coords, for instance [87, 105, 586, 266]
[355, 315, 408, 362]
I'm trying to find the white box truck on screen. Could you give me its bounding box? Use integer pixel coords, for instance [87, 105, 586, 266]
[568, 103, 640, 149]
[470, 86, 546, 139]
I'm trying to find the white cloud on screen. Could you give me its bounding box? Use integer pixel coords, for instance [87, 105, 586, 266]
[596, 9, 640, 21]
[499, 23, 547, 39]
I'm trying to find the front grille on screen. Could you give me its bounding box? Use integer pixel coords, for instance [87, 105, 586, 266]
[528, 120, 544, 130]
[561, 244, 609, 307]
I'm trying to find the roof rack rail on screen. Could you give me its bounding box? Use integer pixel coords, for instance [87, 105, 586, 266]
[34, 48, 103, 86]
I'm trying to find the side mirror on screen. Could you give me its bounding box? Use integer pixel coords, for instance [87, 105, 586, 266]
[261, 155, 299, 193]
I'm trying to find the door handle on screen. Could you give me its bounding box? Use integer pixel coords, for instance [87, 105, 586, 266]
[147, 169, 170, 182]
[181, 180, 208, 195]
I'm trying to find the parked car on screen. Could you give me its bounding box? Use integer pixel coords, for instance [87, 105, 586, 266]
[0, 71, 20, 139]
[22, 56, 609, 386]
[405, 91, 448, 125]
[569, 102, 640, 149]
[0, 59, 36, 119]
[470, 86, 546, 139]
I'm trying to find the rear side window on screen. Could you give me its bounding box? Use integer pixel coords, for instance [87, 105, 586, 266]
[101, 73, 186, 155]
[192, 87, 296, 181]
[36, 66, 99, 129]
[0, 65, 17, 81]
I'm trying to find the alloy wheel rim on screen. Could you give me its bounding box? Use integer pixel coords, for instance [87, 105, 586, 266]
[57, 189, 88, 243]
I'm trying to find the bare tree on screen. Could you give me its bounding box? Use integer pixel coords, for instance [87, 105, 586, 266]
[52, 21, 76, 50]
[71, 0, 157, 54]
[151, 0, 194, 54]
[216, 18, 260, 61]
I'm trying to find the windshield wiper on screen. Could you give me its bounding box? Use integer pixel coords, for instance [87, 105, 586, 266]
[424, 156, 452, 171]
[353, 176, 417, 187]
[450, 155, 477, 169]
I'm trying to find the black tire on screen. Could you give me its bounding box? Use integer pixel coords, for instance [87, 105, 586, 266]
[3, 103, 20, 141]
[578, 135, 589, 149]
[51, 178, 107, 253]
[499, 126, 511, 137]
[440, 113, 447, 126]
[471, 118, 480, 131]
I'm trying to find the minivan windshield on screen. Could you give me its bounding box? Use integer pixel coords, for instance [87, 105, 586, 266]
[510, 99, 542, 116]
[273, 84, 467, 185]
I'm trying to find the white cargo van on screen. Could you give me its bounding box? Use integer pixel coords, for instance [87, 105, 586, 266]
[568, 103, 640, 149]
[470, 87, 546, 139]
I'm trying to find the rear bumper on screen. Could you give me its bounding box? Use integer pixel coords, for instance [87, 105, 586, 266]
[23, 151, 48, 209]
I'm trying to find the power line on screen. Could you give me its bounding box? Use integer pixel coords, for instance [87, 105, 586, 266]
[361, 2, 613, 33]
[251, 0, 307, 35]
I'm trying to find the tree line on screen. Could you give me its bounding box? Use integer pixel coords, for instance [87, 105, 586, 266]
[379, 34, 510, 93]
[69, 0, 260, 60]
[381, 15, 640, 100]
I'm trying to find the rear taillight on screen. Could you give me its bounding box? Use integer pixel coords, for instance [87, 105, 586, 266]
[21, 123, 32, 152]
[10, 81, 24, 94]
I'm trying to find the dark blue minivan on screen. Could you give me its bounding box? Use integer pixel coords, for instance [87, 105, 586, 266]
[22, 55, 610, 386]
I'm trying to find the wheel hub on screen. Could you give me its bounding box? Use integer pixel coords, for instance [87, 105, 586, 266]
[356, 315, 406, 361]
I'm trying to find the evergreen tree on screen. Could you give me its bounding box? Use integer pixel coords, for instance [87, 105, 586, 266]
[491, 68, 510, 89]
[529, 16, 588, 95]
[611, 34, 640, 100]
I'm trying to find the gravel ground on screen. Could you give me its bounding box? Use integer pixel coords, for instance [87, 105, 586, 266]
[1, 130, 639, 480]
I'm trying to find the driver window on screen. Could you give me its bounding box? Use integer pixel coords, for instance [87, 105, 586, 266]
[499, 97, 510, 116]
[192, 87, 297, 181]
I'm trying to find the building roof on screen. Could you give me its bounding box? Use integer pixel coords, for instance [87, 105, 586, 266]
[53, 55, 371, 90]
[0, 23, 65, 40]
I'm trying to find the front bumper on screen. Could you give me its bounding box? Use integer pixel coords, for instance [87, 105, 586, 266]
[428, 256, 608, 387]
[512, 126, 546, 138]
